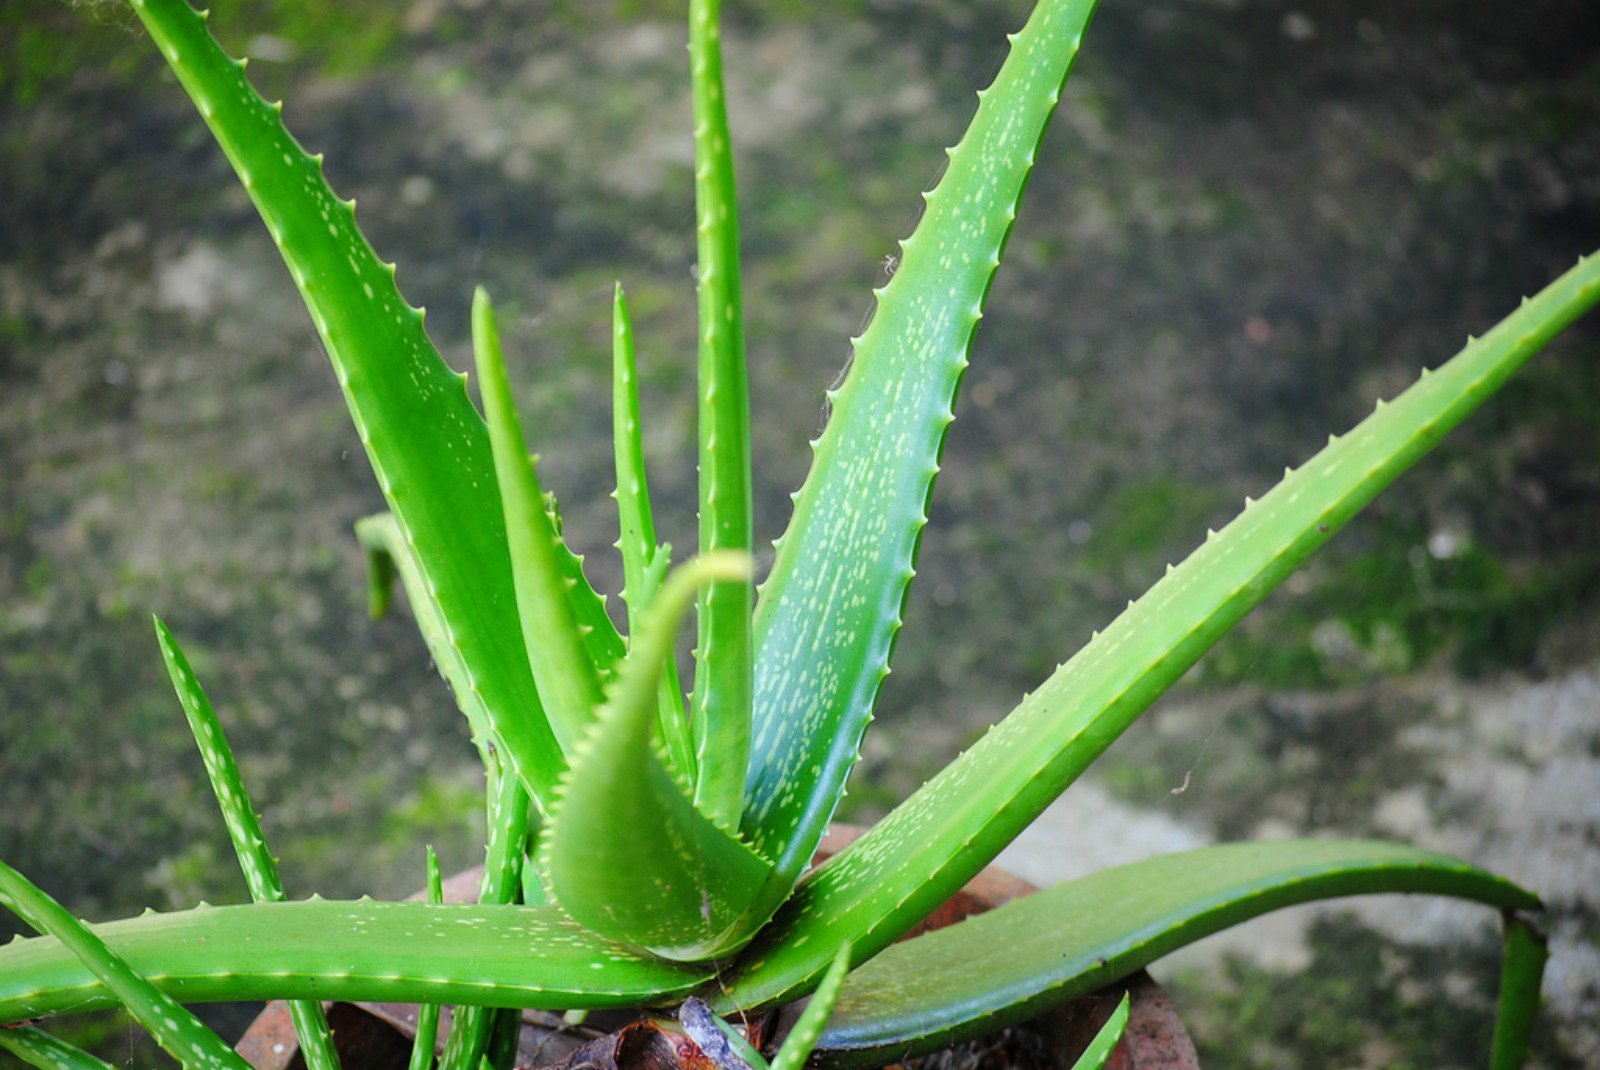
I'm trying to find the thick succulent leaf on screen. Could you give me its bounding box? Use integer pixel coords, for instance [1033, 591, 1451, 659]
[803, 841, 1539, 1064]
[407, 846, 445, 1070]
[543, 555, 772, 961]
[0, 900, 710, 1021]
[440, 761, 531, 1070]
[743, 0, 1101, 915]
[1492, 914, 1549, 1070]
[0, 1026, 115, 1070]
[0, 859, 250, 1069]
[473, 288, 604, 748]
[687, 0, 754, 830]
[128, 0, 626, 811]
[723, 252, 1600, 1009]
[770, 944, 851, 1070]
[612, 284, 693, 777]
[1066, 994, 1128, 1070]
[153, 618, 341, 1070]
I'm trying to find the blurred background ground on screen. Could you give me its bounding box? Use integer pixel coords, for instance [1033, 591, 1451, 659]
[2, 0, 1599, 1066]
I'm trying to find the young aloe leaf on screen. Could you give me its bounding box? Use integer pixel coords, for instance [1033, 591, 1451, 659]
[542, 553, 772, 961]
[153, 618, 342, 1070]
[0, 859, 250, 1070]
[1491, 913, 1549, 1070]
[612, 283, 693, 777]
[440, 759, 531, 1070]
[473, 287, 605, 749]
[407, 846, 445, 1070]
[723, 252, 1600, 1009]
[687, 0, 755, 831]
[794, 840, 1539, 1064]
[0, 1026, 115, 1070]
[1067, 993, 1128, 1070]
[127, 0, 627, 812]
[742, 0, 1101, 918]
[356, 514, 495, 765]
[770, 944, 851, 1070]
[0, 900, 711, 1021]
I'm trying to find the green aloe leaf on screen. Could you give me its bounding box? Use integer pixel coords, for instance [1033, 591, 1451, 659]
[770, 944, 851, 1070]
[687, 0, 754, 830]
[611, 283, 693, 776]
[1492, 914, 1549, 1070]
[0, 1026, 115, 1070]
[0, 900, 710, 1021]
[723, 252, 1600, 1009]
[543, 554, 772, 961]
[128, 0, 627, 811]
[803, 841, 1539, 1065]
[407, 846, 445, 1070]
[0, 859, 250, 1070]
[440, 758, 531, 1070]
[743, 0, 1101, 915]
[1067, 994, 1128, 1070]
[153, 618, 341, 1070]
[473, 287, 605, 749]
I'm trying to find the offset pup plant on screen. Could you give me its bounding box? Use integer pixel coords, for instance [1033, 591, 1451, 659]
[0, 0, 1595, 1066]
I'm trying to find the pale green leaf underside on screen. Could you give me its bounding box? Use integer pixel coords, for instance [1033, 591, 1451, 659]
[0, 1026, 115, 1070]
[1067, 994, 1128, 1070]
[130, 0, 625, 812]
[724, 252, 1600, 1009]
[545, 556, 771, 961]
[154, 619, 342, 1070]
[743, 0, 1100, 913]
[0, 860, 249, 1070]
[0, 901, 710, 1022]
[809, 840, 1538, 1064]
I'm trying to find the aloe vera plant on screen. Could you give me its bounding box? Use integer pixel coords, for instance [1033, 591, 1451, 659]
[1, 0, 1595, 1067]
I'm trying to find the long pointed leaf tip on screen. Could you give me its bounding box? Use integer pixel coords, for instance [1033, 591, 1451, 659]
[472, 285, 605, 751]
[153, 616, 342, 1070]
[688, 0, 755, 832]
[612, 282, 695, 778]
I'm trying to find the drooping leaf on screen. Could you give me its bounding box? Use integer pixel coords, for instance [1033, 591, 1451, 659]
[769, 944, 851, 1070]
[543, 554, 773, 961]
[0, 1026, 115, 1070]
[0, 859, 250, 1069]
[473, 287, 605, 749]
[0, 900, 710, 1022]
[153, 617, 341, 1070]
[687, 0, 755, 830]
[742, 0, 1102, 921]
[128, 0, 627, 811]
[1065, 994, 1128, 1070]
[1492, 913, 1549, 1070]
[440, 759, 531, 1070]
[799, 841, 1539, 1064]
[723, 252, 1600, 1009]
[407, 846, 445, 1070]
[611, 283, 693, 777]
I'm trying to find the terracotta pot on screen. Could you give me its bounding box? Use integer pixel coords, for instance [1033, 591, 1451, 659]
[237, 826, 1199, 1069]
